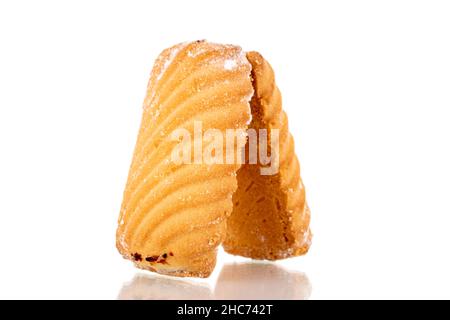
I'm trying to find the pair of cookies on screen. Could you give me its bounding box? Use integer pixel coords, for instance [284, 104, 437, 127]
[116, 40, 311, 277]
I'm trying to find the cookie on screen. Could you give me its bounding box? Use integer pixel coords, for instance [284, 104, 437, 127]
[116, 41, 311, 278]
[116, 41, 253, 277]
[223, 52, 312, 260]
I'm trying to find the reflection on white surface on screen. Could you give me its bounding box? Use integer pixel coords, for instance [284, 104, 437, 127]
[216, 262, 311, 300]
[118, 262, 311, 300]
[118, 275, 213, 300]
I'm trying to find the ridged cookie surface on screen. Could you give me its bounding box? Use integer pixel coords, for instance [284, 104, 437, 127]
[116, 41, 253, 277]
[223, 51, 312, 260]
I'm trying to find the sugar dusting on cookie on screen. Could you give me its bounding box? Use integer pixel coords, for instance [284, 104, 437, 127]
[156, 42, 189, 81]
[224, 59, 237, 70]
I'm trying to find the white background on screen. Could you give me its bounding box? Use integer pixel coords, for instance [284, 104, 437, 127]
[0, 0, 449, 299]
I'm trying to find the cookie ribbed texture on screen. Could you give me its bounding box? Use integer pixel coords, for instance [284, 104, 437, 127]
[116, 41, 253, 277]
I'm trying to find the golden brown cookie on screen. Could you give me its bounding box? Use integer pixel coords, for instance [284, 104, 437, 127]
[116, 41, 311, 278]
[116, 41, 253, 277]
[223, 52, 312, 260]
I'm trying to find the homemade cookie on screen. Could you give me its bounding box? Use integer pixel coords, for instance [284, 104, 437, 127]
[223, 52, 312, 260]
[117, 41, 311, 278]
[116, 41, 253, 277]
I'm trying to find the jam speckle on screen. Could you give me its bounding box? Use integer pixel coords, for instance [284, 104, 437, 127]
[145, 255, 159, 262]
[132, 253, 142, 261]
[145, 253, 171, 264]
[169, 252, 174, 257]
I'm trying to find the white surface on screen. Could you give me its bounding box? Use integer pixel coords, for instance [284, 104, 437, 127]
[1, 0, 450, 300]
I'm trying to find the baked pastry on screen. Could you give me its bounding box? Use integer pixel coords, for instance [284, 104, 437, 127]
[223, 52, 312, 260]
[116, 40, 311, 278]
[116, 41, 254, 277]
